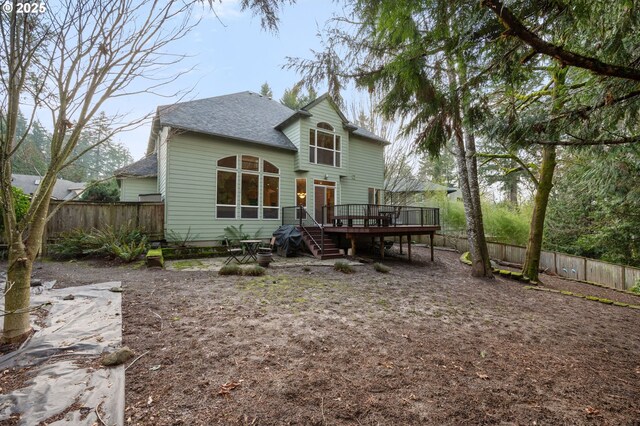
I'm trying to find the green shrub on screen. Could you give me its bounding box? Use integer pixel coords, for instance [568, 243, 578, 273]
[242, 265, 266, 276]
[440, 200, 530, 246]
[166, 227, 199, 247]
[631, 279, 640, 295]
[483, 203, 531, 246]
[334, 260, 355, 274]
[218, 264, 242, 276]
[49, 226, 148, 262]
[373, 262, 390, 273]
[0, 187, 30, 235]
[218, 224, 261, 245]
[110, 240, 148, 262]
[80, 179, 119, 202]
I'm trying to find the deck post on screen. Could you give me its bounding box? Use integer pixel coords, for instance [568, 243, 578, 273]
[408, 234, 412, 262]
[350, 236, 356, 257]
[430, 232, 434, 261]
[380, 236, 384, 259]
[399, 235, 403, 254]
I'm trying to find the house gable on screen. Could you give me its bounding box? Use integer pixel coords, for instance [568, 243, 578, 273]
[295, 96, 350, 176]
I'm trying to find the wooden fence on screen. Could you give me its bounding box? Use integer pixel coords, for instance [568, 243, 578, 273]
[43, 201, 164, 242]
[432, 234, 640, 291]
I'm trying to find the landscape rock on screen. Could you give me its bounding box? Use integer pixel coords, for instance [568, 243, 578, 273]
[101, 346, 135, 366]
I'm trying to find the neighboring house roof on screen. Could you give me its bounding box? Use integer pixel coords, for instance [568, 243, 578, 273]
[387, 176, 456, 194]
[11, 174, 86, 200]
[114, 153, 158, 178]
[157, 91, 299, 151]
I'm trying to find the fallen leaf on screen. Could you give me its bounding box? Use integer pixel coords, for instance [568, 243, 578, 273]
[147, 396, 153, 406]
[585, 406, 599, 415]
[149, 365, 161, 371]
[218, 380, 244, 397]
[476, 372, 489, 380]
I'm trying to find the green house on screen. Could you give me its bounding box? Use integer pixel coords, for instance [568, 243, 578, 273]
[115, 91, 388, 243]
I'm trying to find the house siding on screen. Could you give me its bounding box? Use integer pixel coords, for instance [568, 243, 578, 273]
[340, 136, 385, 204]
[158, 127, 169, 199]
[281, 120, 301, 171]
[120, 177, 158, 201]
[296, 99, 351, 211]
[165, 132, 295, 241]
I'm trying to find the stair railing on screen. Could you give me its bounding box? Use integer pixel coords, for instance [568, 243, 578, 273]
[295, 205, 324, 257]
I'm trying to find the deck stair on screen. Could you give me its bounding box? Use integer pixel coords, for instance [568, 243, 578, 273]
[298, 226, 343, 260]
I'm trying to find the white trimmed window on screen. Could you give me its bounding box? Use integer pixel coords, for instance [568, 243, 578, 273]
[309, 122, 341, 167]
[216, 155, 280, 219]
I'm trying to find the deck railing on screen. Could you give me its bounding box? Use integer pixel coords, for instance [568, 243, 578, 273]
[283, 204, 439, 228]
[327, 204, 439, 227]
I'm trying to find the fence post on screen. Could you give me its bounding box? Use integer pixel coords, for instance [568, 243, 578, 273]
[583, 257, 588, 281]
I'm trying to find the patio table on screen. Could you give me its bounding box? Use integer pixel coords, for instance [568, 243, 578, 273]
[239, 239, 262, 263]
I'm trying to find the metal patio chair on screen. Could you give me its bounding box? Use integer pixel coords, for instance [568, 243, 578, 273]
[224, 238, 243, 265]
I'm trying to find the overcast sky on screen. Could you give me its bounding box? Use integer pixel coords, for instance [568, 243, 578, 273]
[107, 0, 348, 160]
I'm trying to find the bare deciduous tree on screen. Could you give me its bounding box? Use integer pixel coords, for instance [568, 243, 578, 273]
[0, 0, 199, 343]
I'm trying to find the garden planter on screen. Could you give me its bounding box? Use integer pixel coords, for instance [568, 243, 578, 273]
[257, 252, 272, 267]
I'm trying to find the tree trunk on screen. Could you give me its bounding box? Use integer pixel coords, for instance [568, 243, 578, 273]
[2, 175, 53, 343]
[521, 67, 565, 282]
[447, 56, 493, 278]
[508, 178, 519, 207]
[2, 241, 33, 343]
[522, 145, 556, 281]
[450, 47, 493, 278]
[464, 131, 493, 278]
[507, 160, 519, 208]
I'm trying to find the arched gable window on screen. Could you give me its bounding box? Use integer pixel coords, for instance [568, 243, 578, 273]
[309, 122, 341, 167]
[216, 155, 280, 219]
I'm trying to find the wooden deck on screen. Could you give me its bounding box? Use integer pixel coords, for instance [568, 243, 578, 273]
[282, 204, 441, 261]
[323, 224, 441, 261]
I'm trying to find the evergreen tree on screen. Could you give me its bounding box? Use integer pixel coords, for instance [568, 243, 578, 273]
[290, 0, 496, 277]
[280, 82, 318, 109]
[418, 150, 456, 187]
[259, 82, 273, 98]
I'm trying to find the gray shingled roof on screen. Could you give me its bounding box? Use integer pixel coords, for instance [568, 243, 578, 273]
[351, 127, 389, 144]
[11, 174, 86, 200]
[158, 91, 298, 151]
[114, 153, 157, 178]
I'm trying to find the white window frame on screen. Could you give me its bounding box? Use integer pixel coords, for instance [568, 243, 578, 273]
[309, 122, 341, 168]
[215, 155, 280, 220]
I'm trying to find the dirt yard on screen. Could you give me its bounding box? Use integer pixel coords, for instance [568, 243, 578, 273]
[6, 247, 640, 425]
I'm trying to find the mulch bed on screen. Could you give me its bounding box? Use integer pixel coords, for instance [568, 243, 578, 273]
[2, 249, 639, 425]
